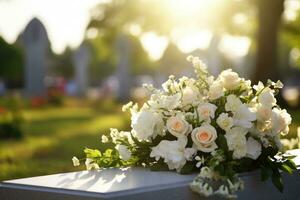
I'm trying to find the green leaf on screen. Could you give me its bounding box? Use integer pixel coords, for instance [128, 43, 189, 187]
[260, 167, 272, 182]
[180, 162, 196, 174]
[150, 160, 169, 171]
[84, 148, 102, 158]
[284, 159, 297, 171]
[280, 164, 293, 175]
[271, 172, 283, 193]
[215, 134, 228, 153]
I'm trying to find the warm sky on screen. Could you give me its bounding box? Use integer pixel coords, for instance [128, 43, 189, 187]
[0, 0, 299, 60]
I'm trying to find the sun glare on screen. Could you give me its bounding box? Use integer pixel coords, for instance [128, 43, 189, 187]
[140, 32, 169, 61]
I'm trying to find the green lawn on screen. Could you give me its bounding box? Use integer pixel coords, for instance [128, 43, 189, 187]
[0, 105, 130, 181]
[0, 105, 299, 181]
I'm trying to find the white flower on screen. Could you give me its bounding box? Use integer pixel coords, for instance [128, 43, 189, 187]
[149, 93, 181, 110]
[215, 185, 229, 196]
[184, 148, 197, 161]
[258, 89, 276, 107]
[131, 111, 164, 140]
[195, 156, 205, 168]
[208, 81, 224, 100]
[72, 156, 80, 167]
[187, 56, 207, 71]
[110, 129, 134, 145]
[101, 135, 109, 143]
[162, 78, 179, 93]
[274, 80, 283, 89]
[225, 127, 247, 159]
[256, 104, 272, 122]
[150, 137, 192, 171]
[122, 101, 133, 112]
[198, 166, 214, 179]
[233, 104, 256, 128]
[246, 137, 262, 160]
[166, 114, 192, 137]
[219, 69, 241, 90]
[271, 108, 292, 135]
[216, 113, 233, 131]
[182, 86, 199, 106]
[115, 144, 131, 161]
[253, 81, 264, 92]
[191, 124, 218, 153]
[225, 95, 242, 113]
[85, 158, 100, 170]
[197, 103, 217, 122]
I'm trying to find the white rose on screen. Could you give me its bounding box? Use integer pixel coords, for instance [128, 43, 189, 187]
[197, 103, 217, 122]
[208, 81, 224, 100]
[219, 69, 241, 90]
[115, 144, 131, 161]
[150, 137, 193, 171]
[256, 104, 272, 122]
[166, 114, 192, 137]
[182, 86, 199, 106]
[191, 124, 218, 153]
[225, 127, 248, 159]
[225, 95, 242, 113]
[131, 111, 164, 141]
[271, 108, 292, 135]
[246, 137, 262, 160]
[233, 104, 256, 128]
[216, 113, 233, 131]
[258, 89, 276, 107]
[72, 156, 80, 167]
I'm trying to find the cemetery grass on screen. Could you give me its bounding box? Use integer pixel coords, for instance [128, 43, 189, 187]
[0, 105, 299, 181]
[0, 103, 130, 181]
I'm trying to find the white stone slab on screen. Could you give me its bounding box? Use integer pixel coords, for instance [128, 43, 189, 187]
[1, 149, 300, 200]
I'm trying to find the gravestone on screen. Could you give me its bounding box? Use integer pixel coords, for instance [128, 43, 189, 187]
[115, 34, 132, 102]
[72, 43, 90, 96]
[207, 34, 222, 76]
[1, 149, 300, 200]
[21, 18, 49, 97]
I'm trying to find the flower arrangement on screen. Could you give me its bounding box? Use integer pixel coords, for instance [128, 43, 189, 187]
[73, 56, 296, 198]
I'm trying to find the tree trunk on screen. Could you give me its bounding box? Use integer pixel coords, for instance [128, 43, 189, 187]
[254, 0, 284, 83]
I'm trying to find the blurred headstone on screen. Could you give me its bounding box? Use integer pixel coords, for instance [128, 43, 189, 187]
[72, 43, 90, 96]
[115, 34, 132, 102]
[0, 80, 6, 96]
[21, 18, 48, 97]
[207, 34, 221, 76]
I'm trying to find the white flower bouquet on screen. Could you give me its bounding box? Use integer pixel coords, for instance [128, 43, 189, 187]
[73, 56, 296, 198]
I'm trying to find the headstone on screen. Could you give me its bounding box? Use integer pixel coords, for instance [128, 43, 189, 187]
[21, 18, 49, 97]
[115, 34, 132, 102]
[1, 149, 300, 200]
[72, 43, 90, 96]
[207, 34, 222, 76]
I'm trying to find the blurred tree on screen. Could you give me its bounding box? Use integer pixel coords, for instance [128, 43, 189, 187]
[254, 0, 285, 82]
[0, 37, 23, 88]
[51, 47, 74, 79]
[88, 0, 289, 82]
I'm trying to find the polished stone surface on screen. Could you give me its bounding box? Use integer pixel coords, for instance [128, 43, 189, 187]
[1, 149, 300, 200]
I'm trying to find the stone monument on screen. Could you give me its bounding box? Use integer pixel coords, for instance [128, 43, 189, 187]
[115, 34, 132, 102]
[72, 43, 90, 96]
[21, 18, 49, 97]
